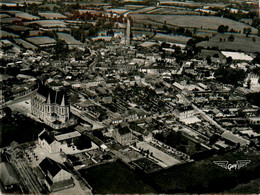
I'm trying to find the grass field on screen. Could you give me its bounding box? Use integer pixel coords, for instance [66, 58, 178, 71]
[124, 5, 145, 10]
[147, 7, 198, 15]
[79, 149, 260, 194]
[130, 6, 157, 14]
[0, 30, 19, 38]
[150, 149, 260, 193]
[24, 20, 67, 28]
[26, 36, 56, 46]
[106, 8, 129, 14]
[226, 177, 260, 193]
[15, 12, 39, 20]
[14, 38, 38, 50]
[79, 160, 156, 194]
[152, 33, 191, 44]
[131, 14, 258, 34]
[57, 32, 82, 46]
[132, 30, 154, 37]
[197, 33, 260, 53]
[38, 12, 67, 19]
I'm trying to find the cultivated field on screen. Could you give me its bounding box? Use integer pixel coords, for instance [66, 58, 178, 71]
[26, 36, 56, 46]
[0, 30, 19, 38]
[24, 19, 67, 28]
[38, 12, 67, 19]
[197, 33, 260, 53]
[130, 6, 157, 14]
[0, 17, 22, 23]
[0, 13, 10, 18]
[130, 14, 258, 34]
[123, 5, 145, 10]
[15, 12, 39, 20]
[106, 8, 129, 14]
[147, 7, 199, 15]
[160, 0, 201, 7]
[14, 38, 38, 50]
[152, 33, 191, 44]
[57, 32, 82, 46]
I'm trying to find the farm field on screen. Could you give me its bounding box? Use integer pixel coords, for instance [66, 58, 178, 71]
[6, 24, 31, 32]
[38, 12, 67, 19]
[106, 8, 129, 14]
[56, 32, 82, 46]
[124, 5, 146, 10]
[0, 13, 10, 18]
[0, 30, 19, 38]
[147, 7, 198, 15]
[130, 6, 157, 14]
[130, 14, 258, 33]
[152, 33, 191, 44]
[24, 19, 67, 28]
[14, 38, 38, 50]
[15, 12, 39, 20]
[134, 19, 162, 26]
[1, 17, 22, 24]
[197, 33, 260, 53]
[26, 36, 56, 47]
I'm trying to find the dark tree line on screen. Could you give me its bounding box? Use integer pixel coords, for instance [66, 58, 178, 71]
[214, 67, 246, 86]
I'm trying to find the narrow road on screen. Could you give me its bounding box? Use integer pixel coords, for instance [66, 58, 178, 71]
[179, 93, 227, 133]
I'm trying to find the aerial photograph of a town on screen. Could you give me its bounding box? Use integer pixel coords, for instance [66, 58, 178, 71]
[0, 0, 260, 194]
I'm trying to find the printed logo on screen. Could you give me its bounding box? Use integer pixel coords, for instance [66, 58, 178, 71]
[213, 160, 251, 171]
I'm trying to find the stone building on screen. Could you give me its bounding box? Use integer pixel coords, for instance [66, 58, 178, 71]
[113, 126, 132, 146]
[31, 85, 71, 129]
[39, 157, 74, 192]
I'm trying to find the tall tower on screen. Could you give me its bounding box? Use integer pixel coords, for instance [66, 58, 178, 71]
[258, 0, 260, 18]
[126, 17, 131, 46]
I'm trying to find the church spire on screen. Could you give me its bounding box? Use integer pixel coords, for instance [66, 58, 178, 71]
[61, 95, 65, 106]
[47, 93, 51, 104]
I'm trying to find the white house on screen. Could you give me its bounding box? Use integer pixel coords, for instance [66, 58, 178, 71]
[39, 157, 74, 192]
[38, 129, 61, 154]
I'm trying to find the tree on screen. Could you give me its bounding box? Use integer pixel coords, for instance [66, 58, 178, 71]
[215, 67, 246, 86]
[107, 29, 114, 37]
[228, 34, 235, 42]
[252, 53, 260, 64]
[74, 135, 92, 150]
[217, 25, 229, 33]
[247, 79, 251, 89]
[54, 39, 69, 56]
[243, 27, 252, 37]
[226, 56, 233, 64]
[206, 56, 212, 65]
[3, 107, 12, 117]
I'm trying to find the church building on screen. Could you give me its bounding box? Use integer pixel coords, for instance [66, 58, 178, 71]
[31, 85, 71, 129]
